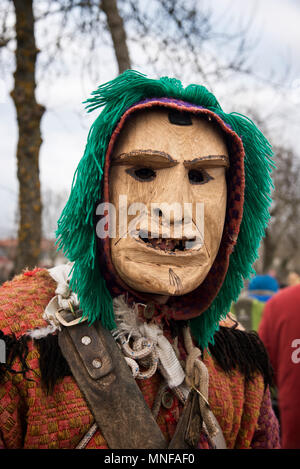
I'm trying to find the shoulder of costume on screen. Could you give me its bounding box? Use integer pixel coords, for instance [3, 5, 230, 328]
[0, 264, 74, 388]
[0, 267, 58, 339]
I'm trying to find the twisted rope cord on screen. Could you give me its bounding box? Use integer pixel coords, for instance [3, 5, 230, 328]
[183, 326, 218, 438]
[112, 296, 185, 386]
[113, 327, 159, 380]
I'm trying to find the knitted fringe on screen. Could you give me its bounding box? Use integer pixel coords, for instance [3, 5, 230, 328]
[35, 334, 71, 394]
[55, 70, 274, 349]
[208, 326, 273, 389]
[0, 326, 273, 393]
[0, 330, 71, 394]
[35, 327, 273, 392]
[0, 330, 32, 382]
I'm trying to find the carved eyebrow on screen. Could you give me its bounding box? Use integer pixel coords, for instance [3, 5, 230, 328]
[111, 150, 178, 167]
[111, 150, 229, 168]
[184, 155, 229, 168]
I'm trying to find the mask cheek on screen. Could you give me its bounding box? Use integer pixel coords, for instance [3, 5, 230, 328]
[201, 194, 227, 265]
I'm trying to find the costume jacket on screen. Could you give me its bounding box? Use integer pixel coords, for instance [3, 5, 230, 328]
[0, 71, 280, 449]
[0, 269, 279, 449]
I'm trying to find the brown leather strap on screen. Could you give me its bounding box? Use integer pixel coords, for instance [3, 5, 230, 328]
[58, 314, 225, 449]
[58, 320, 167, 449]
[168, 388, 203, 449]
[169, 389, 227, 449]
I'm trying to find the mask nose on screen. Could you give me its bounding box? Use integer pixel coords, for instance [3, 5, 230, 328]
[152, 206, 184, 226]
[150, 166, 192, 236]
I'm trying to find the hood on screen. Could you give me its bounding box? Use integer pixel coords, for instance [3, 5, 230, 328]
[56, 70, 274, 349]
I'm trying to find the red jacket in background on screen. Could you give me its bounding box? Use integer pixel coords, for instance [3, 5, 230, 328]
[259, 284, 300, 449]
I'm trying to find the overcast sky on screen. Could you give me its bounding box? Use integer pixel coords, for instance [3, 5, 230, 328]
[0, 0, 300, 238]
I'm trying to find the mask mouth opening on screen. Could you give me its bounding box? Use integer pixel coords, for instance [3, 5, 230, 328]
[138, 232, 199, 252]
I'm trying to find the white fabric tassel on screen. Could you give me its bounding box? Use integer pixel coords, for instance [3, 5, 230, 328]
[140, 322, 185, 388]
[43, 263, 80, 328]
[113, 296, 185, 389]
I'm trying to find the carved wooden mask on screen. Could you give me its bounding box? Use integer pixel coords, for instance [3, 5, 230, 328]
[109, 108, 229, 297]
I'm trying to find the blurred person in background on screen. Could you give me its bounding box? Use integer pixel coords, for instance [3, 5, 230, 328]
[259, 283, 300, 449]
[231, 274, 279, 332]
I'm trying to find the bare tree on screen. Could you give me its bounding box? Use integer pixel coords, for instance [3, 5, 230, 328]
[0, 0, 277, 273]
[102, 0, 130, 73]
[11, 0, 45, 272]
[124, 0, 257, 85]
[242, 109, 300, 279]
[1, 0, 131, 272]
[262, 146, 300, 277]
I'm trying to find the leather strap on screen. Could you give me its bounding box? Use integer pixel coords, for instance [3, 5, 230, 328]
[58, 320, 167, 449]
[58, 314, 226, 449]
[169, 388, 203, 449]
[169, 389, 227, 449]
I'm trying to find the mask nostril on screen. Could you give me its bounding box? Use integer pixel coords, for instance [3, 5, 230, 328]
[153, 208, 163, 218]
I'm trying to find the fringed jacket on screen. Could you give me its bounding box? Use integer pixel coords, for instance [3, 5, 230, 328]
[0, 268, 280, 449]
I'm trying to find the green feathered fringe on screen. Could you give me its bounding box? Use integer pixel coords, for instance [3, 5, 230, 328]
[56, 70, 274, 349]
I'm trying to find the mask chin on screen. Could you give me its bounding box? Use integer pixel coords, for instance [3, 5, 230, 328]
[110, 228, 218, 297]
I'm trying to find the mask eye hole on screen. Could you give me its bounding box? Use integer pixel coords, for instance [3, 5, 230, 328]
[127, 167, 156, 182]
[188, 169, 212, 185]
